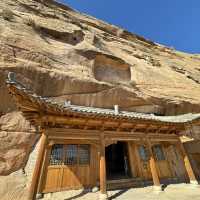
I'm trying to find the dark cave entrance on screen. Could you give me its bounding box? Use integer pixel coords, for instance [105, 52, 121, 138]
[106, 141, 131, 180]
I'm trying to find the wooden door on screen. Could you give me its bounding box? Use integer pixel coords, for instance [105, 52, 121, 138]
[43, 144, 63, 192]
[44, 166, 62, 192]
[136, 145, 152, 180]
[190, 153, 200, 180]
[43, 144, 92, 193]
[152, 145, 172, 178]
[127, 142, 137, 177]
[165, 145, 187, 181]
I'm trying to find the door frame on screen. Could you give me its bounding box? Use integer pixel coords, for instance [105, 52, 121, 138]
[105, 141, 131, 180]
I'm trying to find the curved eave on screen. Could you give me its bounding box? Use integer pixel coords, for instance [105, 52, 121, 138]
[6, 73, 200, 129]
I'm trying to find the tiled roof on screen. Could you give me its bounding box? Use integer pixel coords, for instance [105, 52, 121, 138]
[6, 72, 200, 124]
[65, 105, 200, 123]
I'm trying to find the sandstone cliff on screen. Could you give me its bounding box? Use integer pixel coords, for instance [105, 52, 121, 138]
[0, 0, 200, 186]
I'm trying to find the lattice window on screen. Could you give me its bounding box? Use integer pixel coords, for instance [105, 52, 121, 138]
[138, 145, 149, 161]
[65, 144, 78, 165]
[79, 145, 90, 165]
[49, 144, 63, 165]
[152, 145, 165, 161]
[49, 144, 91, 166]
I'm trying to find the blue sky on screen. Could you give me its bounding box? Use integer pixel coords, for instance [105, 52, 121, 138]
[58, 1, 200, 53]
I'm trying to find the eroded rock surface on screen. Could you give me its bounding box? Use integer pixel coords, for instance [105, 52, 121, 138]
[0, 112, 37, 175]
[1, 0, 200, 116]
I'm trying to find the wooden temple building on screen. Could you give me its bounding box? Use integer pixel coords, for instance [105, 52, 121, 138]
[6, 72, 200, 200]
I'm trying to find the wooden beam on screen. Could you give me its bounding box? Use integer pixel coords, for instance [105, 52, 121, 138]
[48, 139, 100, 147]
[28, 132, 48, 200]
[48, 131, 99, 140]
[49, 135, 99, 140]
[46, 128, 100, 135]
[47, 128, 179, 142]
[148, 134, 179, 142]
[40, 115, 184, 132]
[104, 135, 141, 141]
[131, 124, 137, 132]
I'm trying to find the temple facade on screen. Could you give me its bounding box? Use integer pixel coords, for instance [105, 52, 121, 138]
[6, 73, 200, 200]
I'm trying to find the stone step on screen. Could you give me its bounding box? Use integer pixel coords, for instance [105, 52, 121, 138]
[106, 178, 143, 190]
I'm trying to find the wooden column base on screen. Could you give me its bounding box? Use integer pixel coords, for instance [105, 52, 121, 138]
[99, 193, 108, 200]
[153, 185, 162, 192]
[190, 180, 199, 185]
[36, 193, 43, 199]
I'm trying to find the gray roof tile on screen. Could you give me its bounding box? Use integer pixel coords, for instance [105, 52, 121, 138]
[6, 72, 200, 124]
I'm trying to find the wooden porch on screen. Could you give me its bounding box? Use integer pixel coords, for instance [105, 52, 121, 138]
[32, 128, 198, 200]
[6, 72, 200, 200]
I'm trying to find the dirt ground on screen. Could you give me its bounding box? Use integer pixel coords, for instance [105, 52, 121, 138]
[42, 183, 200, 200]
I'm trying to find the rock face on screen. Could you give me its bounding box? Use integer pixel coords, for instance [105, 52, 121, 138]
[0, 112, 37, 175]
[0, 0, 200, 184]
[1, 0, 200, 115]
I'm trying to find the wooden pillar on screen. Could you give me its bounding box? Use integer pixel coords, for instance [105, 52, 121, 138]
[177, 139, 198, 184]
[37, 145, 51, 194]
[99, 132, 108, 200]
[28, 132, 48, 200]
[146, 138, 161, 190]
